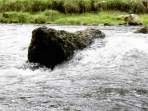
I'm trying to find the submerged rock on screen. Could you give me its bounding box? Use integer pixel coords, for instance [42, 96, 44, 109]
[28, 27, 105, 69]
[135, 26, 148, 34]
[104, 23, 113, 26]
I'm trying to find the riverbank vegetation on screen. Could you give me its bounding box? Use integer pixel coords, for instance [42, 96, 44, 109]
[0, 0, 147, 24]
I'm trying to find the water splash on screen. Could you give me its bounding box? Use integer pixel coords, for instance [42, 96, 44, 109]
[0, 24, 148, 111]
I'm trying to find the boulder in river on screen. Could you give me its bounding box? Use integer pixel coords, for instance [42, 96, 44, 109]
[28, 27, 105, 69]
[135, 26, 148, 34]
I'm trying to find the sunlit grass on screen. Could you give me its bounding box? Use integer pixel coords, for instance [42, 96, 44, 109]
[140, 14, 148, 25]
[53, 11, 126, 25]
[2, 10, 147, 25]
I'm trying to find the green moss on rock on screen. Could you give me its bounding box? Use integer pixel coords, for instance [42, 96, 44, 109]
[28, 26, 105, 69]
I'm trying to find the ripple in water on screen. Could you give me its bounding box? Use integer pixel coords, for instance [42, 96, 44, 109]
[0, 24, 148, 111]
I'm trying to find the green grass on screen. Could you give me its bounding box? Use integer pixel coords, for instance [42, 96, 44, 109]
[140, 14, 148, 25]
[0, 0, 147, 25]
[0, 10, 147, 25]
[0, 0, 51, 12]
[52, 11, 127, 25]
[0, 0, 147, 13]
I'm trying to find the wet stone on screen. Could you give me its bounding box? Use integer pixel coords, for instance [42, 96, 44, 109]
[28, 26, 105, 69]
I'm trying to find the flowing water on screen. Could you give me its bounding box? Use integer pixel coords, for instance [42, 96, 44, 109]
[0, 24, 148, 111]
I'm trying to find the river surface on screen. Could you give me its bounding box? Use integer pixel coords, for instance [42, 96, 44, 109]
[0, 24, 148, 111]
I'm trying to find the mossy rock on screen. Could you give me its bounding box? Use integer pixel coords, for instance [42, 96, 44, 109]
[135, 26, 148, 34]
[119, 14, 143, 26]
[28, 26, 105, 69]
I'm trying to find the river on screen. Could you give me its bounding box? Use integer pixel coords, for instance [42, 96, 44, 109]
[0, 24, 148, 111]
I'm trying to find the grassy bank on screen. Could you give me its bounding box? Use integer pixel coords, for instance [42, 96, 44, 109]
[0, 0, 147, 13]
[0, 10, 148, 25]
[0, 0, 147, 25]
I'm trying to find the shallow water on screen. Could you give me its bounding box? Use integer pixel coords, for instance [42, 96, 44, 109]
[0, 24, 148, 111]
